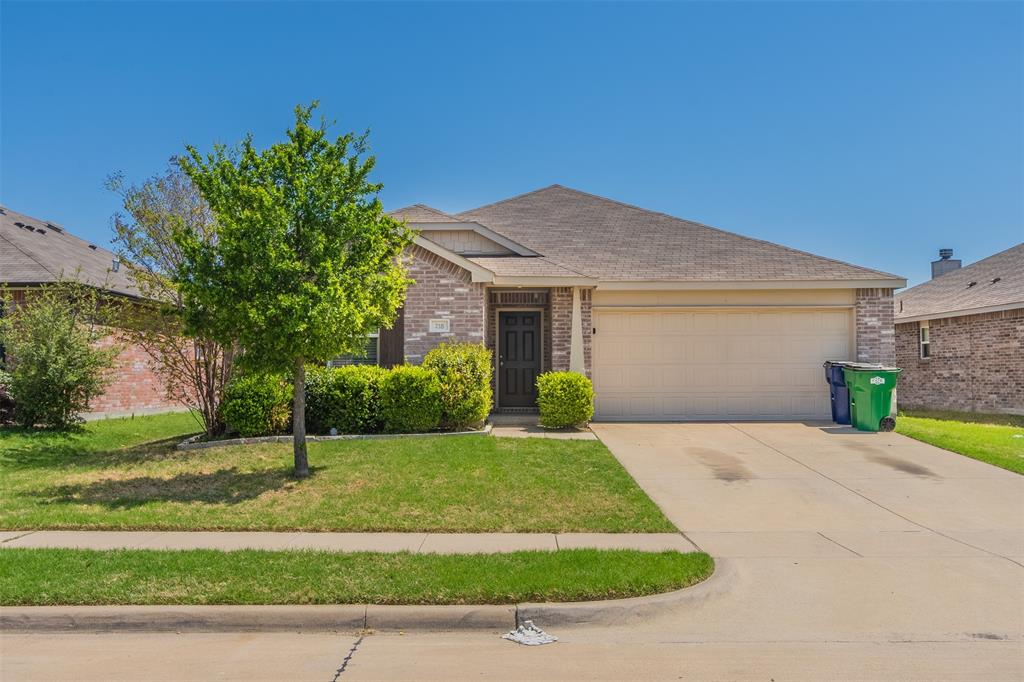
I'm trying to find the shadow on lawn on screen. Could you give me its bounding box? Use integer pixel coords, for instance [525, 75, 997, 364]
[0, 435, 194, 471]
[31, 466, 316, 508]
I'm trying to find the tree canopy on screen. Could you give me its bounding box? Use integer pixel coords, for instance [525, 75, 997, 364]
[176, 103, 413, 475]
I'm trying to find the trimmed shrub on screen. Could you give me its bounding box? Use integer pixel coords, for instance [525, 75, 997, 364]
[220, 373, 292, 437]
[423, 342, 492, 430]
[306, 365, 387, 435]
[378, 365, 442, 433]
[537, 371, 594, 428]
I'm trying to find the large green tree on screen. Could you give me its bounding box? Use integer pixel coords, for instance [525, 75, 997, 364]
[176, 103, 413, 476]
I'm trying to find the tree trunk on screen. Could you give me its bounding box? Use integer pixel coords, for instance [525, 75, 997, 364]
[292, 357, 309, 478]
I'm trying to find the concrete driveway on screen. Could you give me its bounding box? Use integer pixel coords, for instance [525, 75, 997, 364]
[588, 423, 1024, 649]
[5, 423, 1022, 681]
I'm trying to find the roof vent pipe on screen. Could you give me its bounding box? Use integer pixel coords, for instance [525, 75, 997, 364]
[931, 248, 961, 279]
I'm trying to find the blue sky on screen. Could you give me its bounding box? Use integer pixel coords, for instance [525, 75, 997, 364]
[2, 1, 1021, 287]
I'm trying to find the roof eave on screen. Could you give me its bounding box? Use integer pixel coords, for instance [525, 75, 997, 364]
[490, 275, 598, 287]
[597, 278, 907, 291]
[895, 301, 1024, 324]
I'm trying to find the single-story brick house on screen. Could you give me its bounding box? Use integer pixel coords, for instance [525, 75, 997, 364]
[0, 205, 181, 418]
[383, 185, 906, 421]
[894, 244, 1023, 415]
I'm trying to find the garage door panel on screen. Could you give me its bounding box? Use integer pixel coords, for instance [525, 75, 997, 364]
[594, 307, 850, 421]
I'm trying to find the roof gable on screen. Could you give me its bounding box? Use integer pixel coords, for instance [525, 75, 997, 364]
[895, 243, 1024, 321]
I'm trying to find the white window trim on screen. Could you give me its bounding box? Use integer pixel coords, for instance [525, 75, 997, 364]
[919, 320, 930, 360]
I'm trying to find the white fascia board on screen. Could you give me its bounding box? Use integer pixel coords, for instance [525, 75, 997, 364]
[409, 221, 539, 257]
[597, 278, 907, 291]
[490, 276, 598, 287]
[412, 236, 495, 283]
[894, 301, 1024, 324]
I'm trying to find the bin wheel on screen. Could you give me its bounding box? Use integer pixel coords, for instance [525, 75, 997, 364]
[879, 416, 896, 432]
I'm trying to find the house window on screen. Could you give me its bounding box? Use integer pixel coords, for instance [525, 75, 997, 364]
[919, 321, 930, 359]
[327, 332, 379, 367]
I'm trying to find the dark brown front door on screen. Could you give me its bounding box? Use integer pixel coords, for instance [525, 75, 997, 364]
[498, 311, 541, 407]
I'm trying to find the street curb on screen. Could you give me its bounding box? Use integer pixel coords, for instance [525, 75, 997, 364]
[0, 560, 729, 633]
[177, 424, 492, 451]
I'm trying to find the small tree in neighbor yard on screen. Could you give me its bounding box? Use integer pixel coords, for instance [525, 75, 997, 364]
[177, 102, 413, 477]
[106, 162, 236, 437]
[0, 282, 118, 429]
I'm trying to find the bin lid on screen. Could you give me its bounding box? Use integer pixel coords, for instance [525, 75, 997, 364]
[838, 362, 900, 372]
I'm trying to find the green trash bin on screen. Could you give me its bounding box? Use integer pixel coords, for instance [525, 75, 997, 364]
[842, 365, 902, 432]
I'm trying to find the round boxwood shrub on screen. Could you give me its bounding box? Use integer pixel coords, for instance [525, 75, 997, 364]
[220, 373, 293, 437]
[422, 342, 492, 430]
[377, 365, 442, 433]
[536, 371, 594, 428]
[306, 365, 386, 435]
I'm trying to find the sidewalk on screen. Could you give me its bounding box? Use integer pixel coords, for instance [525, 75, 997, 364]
[0, 530, 696, 553]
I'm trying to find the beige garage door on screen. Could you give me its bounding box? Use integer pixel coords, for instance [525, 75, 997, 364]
[593, 308, 852, 420]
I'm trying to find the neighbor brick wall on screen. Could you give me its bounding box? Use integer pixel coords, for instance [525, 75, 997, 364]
[855, 288, 896, 364]
[3, 288, 181, 418]
[895, 308, 1024, 415]
[86, 333, 182, 417]
[402, 245, 486, 363]
[550, 287, 593, 377]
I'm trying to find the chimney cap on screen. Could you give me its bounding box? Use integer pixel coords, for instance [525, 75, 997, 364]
[939, 248, 954, 260]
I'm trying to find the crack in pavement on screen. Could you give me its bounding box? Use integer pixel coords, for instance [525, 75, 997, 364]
[0, 531, 37, 544]
[331, 634, 364, 681]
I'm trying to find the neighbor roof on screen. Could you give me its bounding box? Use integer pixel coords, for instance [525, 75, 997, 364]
[894, 243, 1024, 322]
[452, 185, 903, 285]
[0, 206, 139, 297]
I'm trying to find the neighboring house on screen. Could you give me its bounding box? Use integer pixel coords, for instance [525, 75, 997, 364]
[384, 185, 906, 421]
[0, 205, 181, 418]
[894, 245, 1024, 415]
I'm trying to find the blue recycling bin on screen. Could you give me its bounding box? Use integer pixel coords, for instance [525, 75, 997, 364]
[823, 361, 851, 425]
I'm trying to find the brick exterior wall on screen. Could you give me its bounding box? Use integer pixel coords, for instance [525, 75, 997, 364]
[895, 308, 1024, 415]
[402, 245, 486, 364]
[550, 287, 593, 377]
[3, 288, 181, 418]
[855, 288, 896, 364]
[86, 333, 182, 417]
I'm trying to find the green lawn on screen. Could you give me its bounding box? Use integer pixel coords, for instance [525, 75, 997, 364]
[896, 410, 1024, 475]
[0, 413, 674, 532]
[0, 548, 712, 605]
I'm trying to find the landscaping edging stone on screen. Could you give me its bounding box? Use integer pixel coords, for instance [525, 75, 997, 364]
[177, 424, 492, 451]
[0, 560, 729, 633]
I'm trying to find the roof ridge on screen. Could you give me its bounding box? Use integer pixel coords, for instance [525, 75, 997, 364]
[455, 184, 564, 217]
[467, 184, 902, 281]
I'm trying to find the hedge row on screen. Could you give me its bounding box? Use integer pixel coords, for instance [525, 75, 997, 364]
[220, 345, 597, 437]
[221, 342, 493, 437]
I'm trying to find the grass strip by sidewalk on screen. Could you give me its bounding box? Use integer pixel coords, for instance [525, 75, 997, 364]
[0, 548, 713, 606]
[896, 411, 1024, 475]
[1, 413, 674, 533]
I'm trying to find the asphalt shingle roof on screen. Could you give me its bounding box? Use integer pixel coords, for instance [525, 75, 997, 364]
[454, 185, 902, 283]
[894, 243, 1024, 320]
[389, 204, 457, 223]
[0, 206, 140, 297]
